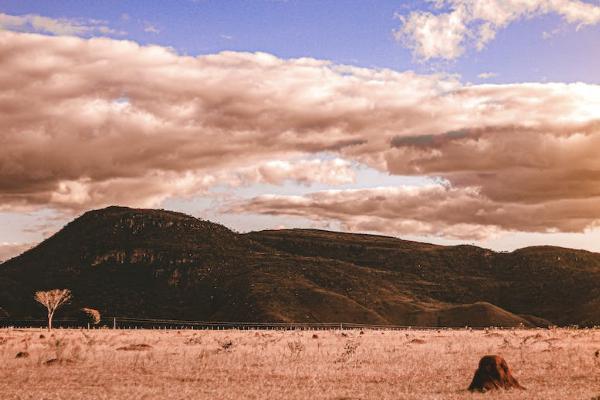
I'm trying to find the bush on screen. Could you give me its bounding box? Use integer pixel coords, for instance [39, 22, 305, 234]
[81, 307, 101, 325]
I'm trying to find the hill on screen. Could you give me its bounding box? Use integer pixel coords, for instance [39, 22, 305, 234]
[1, 206, 599, 327]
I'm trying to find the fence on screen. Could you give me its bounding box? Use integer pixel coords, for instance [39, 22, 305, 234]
[0, 317, 547, 331]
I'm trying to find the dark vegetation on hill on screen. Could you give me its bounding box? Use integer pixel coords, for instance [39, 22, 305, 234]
[1, 206, 599, 327]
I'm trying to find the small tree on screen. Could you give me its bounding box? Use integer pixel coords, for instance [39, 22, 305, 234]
[81, 307, 101, 325]
[34, 289, 72, 330]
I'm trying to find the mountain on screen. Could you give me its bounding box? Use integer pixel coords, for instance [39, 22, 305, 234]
[1, 206, 599, 327]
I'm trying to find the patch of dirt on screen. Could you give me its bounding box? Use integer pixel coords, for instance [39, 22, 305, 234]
[218, 340, 233, 351]
[543, 347, 563, 352]
[522, 333, 544, 343]
[43, 358, 75, 366]
[15, 351, 29, 358]
[184, 336, 202, 345]
[116, 344, 153, 351]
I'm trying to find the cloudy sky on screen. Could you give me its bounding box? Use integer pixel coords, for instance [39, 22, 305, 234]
[1, 0, 600, 260]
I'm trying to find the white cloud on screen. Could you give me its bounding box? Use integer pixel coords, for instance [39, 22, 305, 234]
[143, 22, 160, 34]
[234, 159, 356, 186]
[0, 12, 123, 37]
[477, 72, 497, 79]
[395, 0, 600, 60]
[395, 9, 468, 60]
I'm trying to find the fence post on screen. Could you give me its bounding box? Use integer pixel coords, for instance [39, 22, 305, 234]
[113, 317, 116, 330]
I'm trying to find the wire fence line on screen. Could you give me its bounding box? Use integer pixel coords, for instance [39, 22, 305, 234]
[0, 317, 562, 331]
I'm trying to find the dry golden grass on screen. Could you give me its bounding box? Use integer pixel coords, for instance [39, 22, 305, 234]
[0, 327, 599, 399]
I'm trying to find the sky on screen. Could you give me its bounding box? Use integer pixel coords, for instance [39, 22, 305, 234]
[1, 0, 600, 260]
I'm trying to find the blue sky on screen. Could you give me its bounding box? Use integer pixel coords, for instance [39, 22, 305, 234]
[2, 0, 599, 83]
[1, 0, 600, 259]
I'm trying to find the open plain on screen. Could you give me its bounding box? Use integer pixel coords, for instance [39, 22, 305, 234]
[0, 328, 599, 400]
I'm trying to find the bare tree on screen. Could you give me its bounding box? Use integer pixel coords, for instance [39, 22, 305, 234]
[34, 289, 72, 330]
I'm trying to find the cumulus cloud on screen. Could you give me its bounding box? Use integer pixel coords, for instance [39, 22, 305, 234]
[227, 185, 600, 239]
[0, 12, 122, 36]
[395, 0, 600, 60]
[0, 30, 454, 212]
[234, 159, 356, 186]
[1, 31, 600, 239]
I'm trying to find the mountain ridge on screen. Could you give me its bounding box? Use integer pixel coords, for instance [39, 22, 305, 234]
[1, 206, 599, 327]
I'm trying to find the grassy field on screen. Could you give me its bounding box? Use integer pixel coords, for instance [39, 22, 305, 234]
[0, 327, 599, 399]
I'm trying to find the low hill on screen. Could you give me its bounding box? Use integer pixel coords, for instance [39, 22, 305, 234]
[407, 302, 544, 328]
[1, 206, 599, 327]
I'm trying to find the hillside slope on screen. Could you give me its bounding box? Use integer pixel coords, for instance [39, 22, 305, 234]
[1, 206, 599, 326]
[247, 229, 600, 325]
